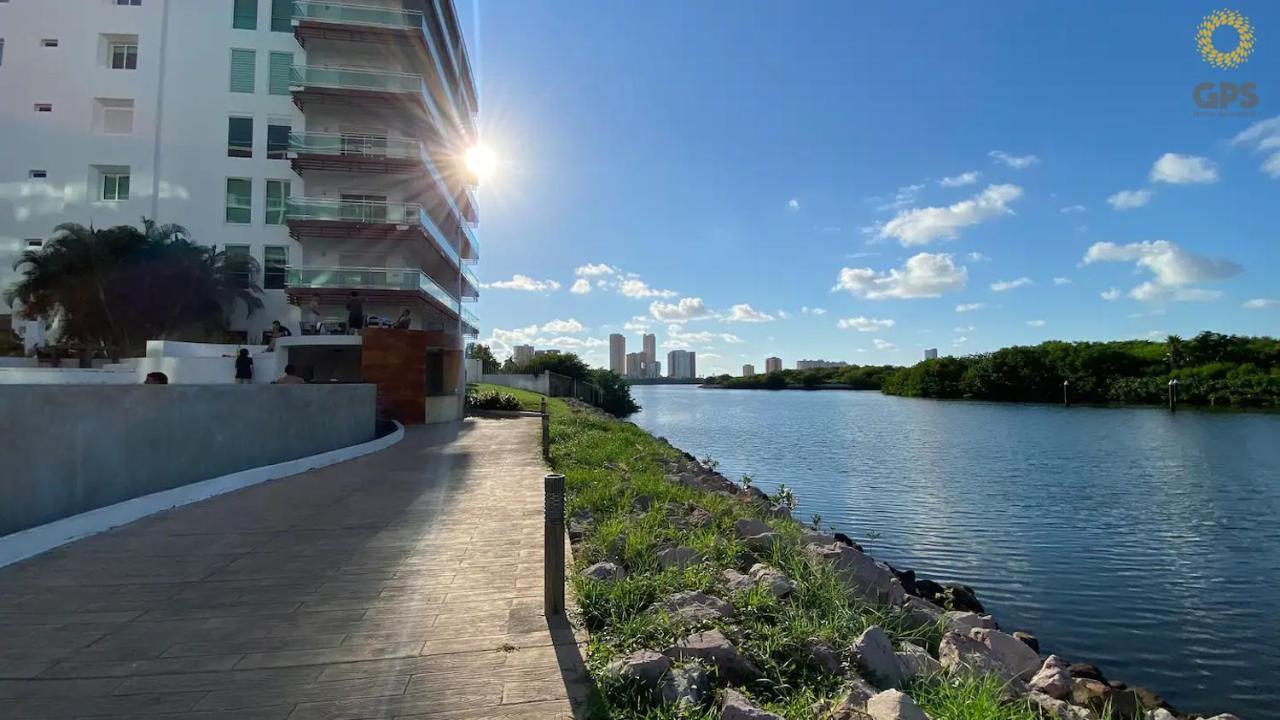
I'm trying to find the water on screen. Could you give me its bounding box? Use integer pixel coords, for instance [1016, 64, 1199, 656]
[629, 385, 1280, 718]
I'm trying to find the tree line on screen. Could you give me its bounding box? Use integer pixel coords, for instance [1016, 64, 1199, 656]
[467, 344, 640, 417]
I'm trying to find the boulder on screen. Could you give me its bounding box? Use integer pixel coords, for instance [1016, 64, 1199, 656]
[665, 629, 761, 682]
[743, 531, 781, 554]
[801, 531, 838, 546]
[1068, 663, 1106, 682]
[741, 485, 771, 505]
[721, 688, 784, 720]
[631, 494, 653, 512]
[1013, 631, 1040, 653]
[605, 649, 671, 689]
[689, 507, 714, 528]
[1146, 710, 1176, 720]
[657, 546, 704, 570]
[819, 675, 879, 719]
[896, 642, 942, 681]
[734, 517, 771, 538]
[1071, 678, 1139, 718]
[970, 628, 1041, 681]
[770, 503, 792, 520]
[1130, 685, 1174, 713]
[887, 566, 918, 596]
[938, 631, 1005, 679]
[902, 597, 945, 630]
[865, 689, 930, 720]
[833, 532, 862, 550]
[1202, 715, 1242, 720]
[660, 591, 734, 623]
[723, 568, 755, 594]
[1027, 691, 1094, 720]
[807, 543, 906, 606]
[804, 638, 844, 674]
[941, 585, 984, 613]
[942, 611, 997, 633]
[581, 561, 624, 582]
[658, 663, 710, 707]
[568, 511, 594, 543]
[913, 578, 944, 600]
[1028, 655, 1072, 701]
[852, 625, 905, 689]
[748, 564, 795, 598]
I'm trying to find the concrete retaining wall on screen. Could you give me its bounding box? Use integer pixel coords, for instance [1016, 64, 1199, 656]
[481, 373, 550, 395]
[0, 384, 377, 537]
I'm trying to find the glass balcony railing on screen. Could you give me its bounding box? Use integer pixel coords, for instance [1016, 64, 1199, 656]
[462, 307, 479, 335]
[286, 197, 419, 224]
[461, 265, 479, 295]
[416, 208, 460, 268]
[286, 266, 460, 316]
[288, 131, 421, 160]
[290, 64, 424, 96]
[292, 0, 421, 30]
[459, 222, 479, 262]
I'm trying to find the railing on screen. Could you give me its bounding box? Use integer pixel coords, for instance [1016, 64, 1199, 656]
[461, 265, 479, 294]
[286, 197, 419, 224]
[286, 266, 460, 315]
[288, 131, 421, 160]
[459, 222, 480, 262]
[462, 307, 480, 335]
[416, 207, 460, 267]
[290, 64, 424, 95]
[293, 0, 421, 30]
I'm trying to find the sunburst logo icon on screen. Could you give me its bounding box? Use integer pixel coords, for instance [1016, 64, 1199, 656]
[1197, 9, 1255, 69]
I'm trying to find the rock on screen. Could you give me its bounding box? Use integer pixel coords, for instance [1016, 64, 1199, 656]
[833, 531, 861, 549]
[902, 597, 945, 630]
[970, 628, 1041, 681]
[749, 564, 796, 598]
[913, 578, 945, 600]
[581, 561, 624, 581]
[804, 638, 844, 674]
[721, 688, 784, 720]
[896, 642, 942, 681]
[631, 494, 653, 512]
[741, 485, 771, 505]
[1146, 710, 1176, 720]
[657, 663, 709, 707]
[743, 531, 781, 554]
[888, 566, 918, 596]
[1027, 691, 1094, 720]
[1029, 655, 1072, 701]
[941, 585, 984, 613]
[821, 675, 879, 719]
[689, 507, 714, 528]
[1130, 685, 1173, 713]
[657, 546, 703, 570]
[852, 625, 905, 689]
[807, 543, 906, 606]
[865, 689, 930, 720]
[734, 517, 771, 538]
[938, 631, 1005, 680]
[661, 591, 734, 623]
[665, 629, 761, 682]
[1069, 663, 1107, 682]
[1202, 715, 1241, 720]
[801, 531, 838, 546]
[567, 511, 594, 543]
[770, 503, 792, 520]
[605, 649, 671, 689]
[723, 568, 755, 594]
[1013, 631, 1040, 653]
[1071, 678, 1140, 718]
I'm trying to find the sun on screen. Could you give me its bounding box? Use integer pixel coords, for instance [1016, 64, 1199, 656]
[464, 144, 497, 182]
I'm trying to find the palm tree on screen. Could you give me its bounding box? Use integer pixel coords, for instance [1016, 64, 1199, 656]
[1166, 334, 1184, 372]
[6, 218, 264, 358]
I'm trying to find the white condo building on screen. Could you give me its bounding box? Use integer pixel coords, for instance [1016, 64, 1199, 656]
[667, 349, 695, 380]
[608, 333, 625, 375]
[0, 0, 480, 351]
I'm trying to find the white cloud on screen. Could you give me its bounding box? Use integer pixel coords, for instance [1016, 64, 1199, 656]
[991, 277, 1033, 292]
[873, 338, 896, 350]
[1231, 116, 1280, 178]
[802, 306, 827, 315]
[1107, 189, 1153, 210]
[967, 252, 990, 262]
[833, 253, 968, 299]
[537, 335, 606, 350]
[1243, 298, 1279, 309]
[1083, 240, 1241, 303]
[575, 263, 616, 277]
[726, 304, 775, 323]
[1025, 319, 1046, 327]
[953, 336, 969, 346]
[939, 171, 981, 187]
[875, 184, 1022, 246]
[619, 278, 677, 299]
[665, 324, 743, 346]
[787, 198, 799, 211]
[1053, 277, 1072, 285]
[776, 309, 791, 320]
[569, 278, 591, 294]
[721, 333, 745, 344]
[989, 150, 1040, 169]
[1145, 330, 1165, 338]
[541, 318, 584, 334]
[837, 316, 896, 332]
[1149, 153, 1219, 184]
[650, 297, 716, 322]
[955, 302, 988, 313]
[874, 183, 926, 212]
[1101, 288, 1121, 301]
[623, 316, 651, 332]
[484, 274, 561, 292]
[1060, 204, 1087, 214]
[953, 325, 976, 333]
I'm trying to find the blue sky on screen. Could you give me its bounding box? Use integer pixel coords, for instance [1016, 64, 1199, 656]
[461, 1, 1279, 374]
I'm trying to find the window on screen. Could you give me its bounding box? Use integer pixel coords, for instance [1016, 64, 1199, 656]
[94, 98, 134, 134]
[41, 39, 59, 48]
[224, 245, 252, 287]
[29, 170, 47, 179]
[110, 42, 138, 69]
[270, 0, 292, 32]
[267, 51, 292, 95]
[263, 246, 288, 289]
[232, 0, 257, 30]
[266, 122, 290, 159]
[115, 0, 143, 5]
[102, 171, 130, 201]
[34, 103, 53, 112]
[265, 180, 290, 224]
[228, 116, 253, 158]
[225, 178, 251, 223]
[230, 49, 255, 93]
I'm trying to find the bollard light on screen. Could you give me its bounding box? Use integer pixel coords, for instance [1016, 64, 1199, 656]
[543, 473, 566, 615]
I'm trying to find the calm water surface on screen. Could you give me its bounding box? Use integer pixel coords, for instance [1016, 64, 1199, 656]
[629, 385, 1280, 718]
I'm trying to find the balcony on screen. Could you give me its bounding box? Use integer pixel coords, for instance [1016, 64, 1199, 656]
[459, 185, 479, 225]
[289, 64, 428, 113]
[459, 222, 479, 263]
[288, 132, 424, 174]
[286, 266, 459, 320]
[462, 307, 479, 337]
[286, 197, 466, 273]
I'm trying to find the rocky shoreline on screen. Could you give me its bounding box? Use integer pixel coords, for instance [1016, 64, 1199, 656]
[571, 408, 1240, 720]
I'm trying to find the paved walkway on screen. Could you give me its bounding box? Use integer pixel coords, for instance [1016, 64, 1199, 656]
[0, 418, 590, 719]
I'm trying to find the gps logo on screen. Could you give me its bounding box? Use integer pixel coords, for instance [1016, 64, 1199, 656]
[1194, 81, 1259, 109]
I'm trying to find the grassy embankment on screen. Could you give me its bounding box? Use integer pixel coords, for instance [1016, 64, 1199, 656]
[473, 383, 1039, 719]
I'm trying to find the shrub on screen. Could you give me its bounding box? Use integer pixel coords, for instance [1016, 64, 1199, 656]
[466, 388, 522, 411]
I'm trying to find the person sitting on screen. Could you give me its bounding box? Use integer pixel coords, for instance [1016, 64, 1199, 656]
[144, 371, 169, 384]
[266, 320, 292, 351]
[275, 364, 306, 384]
[393, 308, 412, 329]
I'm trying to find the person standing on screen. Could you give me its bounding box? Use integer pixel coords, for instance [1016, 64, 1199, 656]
[234, 348, 253, 384]
[307, 296, 323, 334]
[346, 291, 364, 335]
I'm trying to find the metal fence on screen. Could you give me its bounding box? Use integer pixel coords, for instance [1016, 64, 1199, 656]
[546, 371, 602, 407]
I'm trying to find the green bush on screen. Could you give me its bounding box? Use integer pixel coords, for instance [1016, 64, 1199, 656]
[465, 388, 522, 411]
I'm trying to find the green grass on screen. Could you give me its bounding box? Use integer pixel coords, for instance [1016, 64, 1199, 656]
[502, 388, 1031, 719]
[908, 675, 1039, 720]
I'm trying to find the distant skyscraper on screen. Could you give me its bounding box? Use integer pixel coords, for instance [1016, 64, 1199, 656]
[742, 364, 755, 377]
[609, 333, 625, 374]
[649, 360, 661, 378]
[643, 333, 656, 365]
[796, 359, 848, 370]
[765, 356, 782, 373]
[667, 350, 697, 379]
[625, 352, 647, 379]
[513, 345, 534, 365]
[924, 348, 939, 360]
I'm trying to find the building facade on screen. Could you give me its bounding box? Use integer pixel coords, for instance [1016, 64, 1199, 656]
[667, 349, 696, 379]
[742, 364, 755, 377]
[924, 348, 938, 360]
[796, 359, 848, 370]
[512, 344, 534, 365]
[648, 360, 661, 379]
[624, 351, 646, 379]
[0, 0, 480, 363]
[764, 356, 781, 373]
[608, 333, 625, 375]
[642, 332, 655, 366]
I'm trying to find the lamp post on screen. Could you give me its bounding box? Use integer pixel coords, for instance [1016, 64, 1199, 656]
[1062, 379, 1070, 407]
[1168, 378, 1180, 413]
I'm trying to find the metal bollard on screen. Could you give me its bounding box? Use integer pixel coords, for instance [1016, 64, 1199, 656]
[540, 397, 550, 461]
[544, 473, 566, 616]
